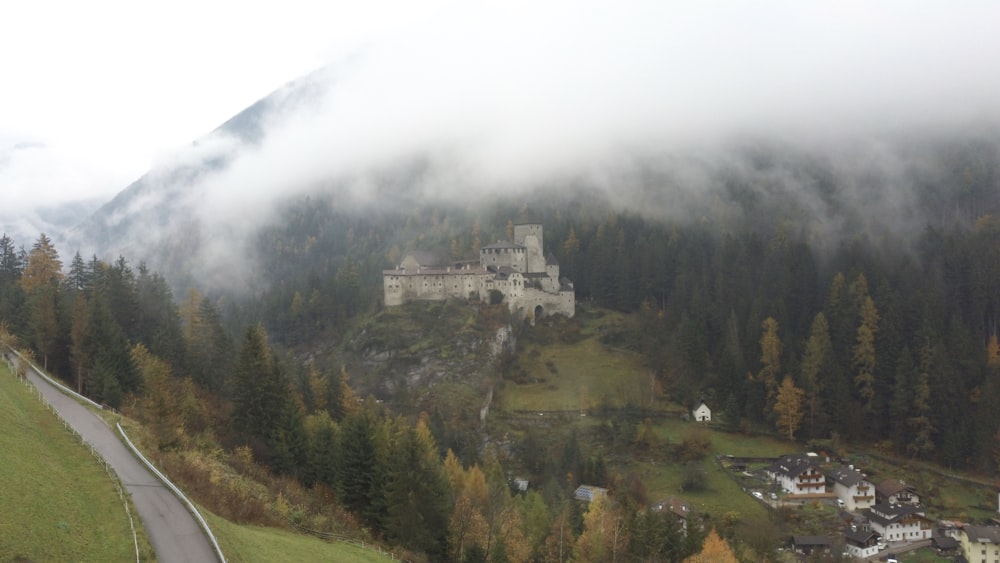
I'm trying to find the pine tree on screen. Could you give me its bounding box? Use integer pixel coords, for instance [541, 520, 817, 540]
[338, 409, 380, 522]
[907, 338, 936, 458]
[231, 324, 288, 449]
[384, 418, 451, 558]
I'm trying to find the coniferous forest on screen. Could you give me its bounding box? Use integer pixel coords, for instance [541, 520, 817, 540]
[2, 133, 1000, 561]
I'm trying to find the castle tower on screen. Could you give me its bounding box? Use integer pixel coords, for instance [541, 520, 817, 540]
[514, 210, 545, 273]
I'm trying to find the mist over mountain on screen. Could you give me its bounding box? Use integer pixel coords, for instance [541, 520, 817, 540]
[51, 1, 1000, 295]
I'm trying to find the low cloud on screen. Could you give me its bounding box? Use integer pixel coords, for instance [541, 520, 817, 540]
[69, 0, 1000, 286]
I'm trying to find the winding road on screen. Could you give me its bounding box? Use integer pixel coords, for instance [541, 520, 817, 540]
[22, 361, 219, 563]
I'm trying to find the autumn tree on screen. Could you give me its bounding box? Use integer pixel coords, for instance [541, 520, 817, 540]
[800, 313, 833, 438]
[573, 495, 615, 563]
[684, 528, 737, 563]
[21, 234, 63, 370]
[773, 376, 805, 441]
[853, 295, 879, 412]
[756, 317, 783, 415]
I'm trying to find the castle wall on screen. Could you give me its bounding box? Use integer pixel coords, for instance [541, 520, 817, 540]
[480, 246, 527, 272]
[385, 220, 574, 318]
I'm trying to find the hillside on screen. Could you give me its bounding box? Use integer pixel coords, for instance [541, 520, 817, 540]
[0, 363, 151, 561]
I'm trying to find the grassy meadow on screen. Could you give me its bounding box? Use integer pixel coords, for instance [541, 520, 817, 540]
[499, 309, 669, 412]
[205, 511, 395, 563]
[0, 363, 151, 562]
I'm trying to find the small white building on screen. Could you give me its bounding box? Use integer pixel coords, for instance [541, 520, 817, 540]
[691, 400, 711, 422]
[827, 466, 875, 512]
[843, 526, 880, 559]
[765, 454, 826, 495]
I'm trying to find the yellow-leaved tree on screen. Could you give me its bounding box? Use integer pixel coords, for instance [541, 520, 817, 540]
[773, 375, 805, 441]
[684, 528, 737, 563]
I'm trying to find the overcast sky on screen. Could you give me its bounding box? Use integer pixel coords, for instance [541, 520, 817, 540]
[2, 0, 1000, 222]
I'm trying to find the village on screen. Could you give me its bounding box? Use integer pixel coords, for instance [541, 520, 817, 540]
[572, 401, 1000, 562]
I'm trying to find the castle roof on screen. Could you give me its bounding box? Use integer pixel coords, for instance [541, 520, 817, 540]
[514, 207, 542, 225]
[546, 253, 560, 266]
[481, 240, 525, 250]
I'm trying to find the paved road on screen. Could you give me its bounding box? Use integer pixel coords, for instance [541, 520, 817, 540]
[23, 364, 219, 563]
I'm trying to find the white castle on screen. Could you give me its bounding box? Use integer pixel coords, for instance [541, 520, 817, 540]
[383, 216, 575, 319]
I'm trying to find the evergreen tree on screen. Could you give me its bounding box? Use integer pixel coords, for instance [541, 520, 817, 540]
[384, 418, 451, 558]
[230, 324, 289, 453]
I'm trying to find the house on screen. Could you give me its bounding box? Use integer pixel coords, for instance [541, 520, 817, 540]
[843, 525, 881, 559]
[765, 454, 826, 495]
[875, 479, 920, 505]
[653, 496, 691, 532]
[791, 535, 832, 556]
[959, 524, 1000, 563]
[574, 485, 608, 503]
[691, 400, 711, 422]
[827, 466, 875, 511]
[866, 503, 933, 543]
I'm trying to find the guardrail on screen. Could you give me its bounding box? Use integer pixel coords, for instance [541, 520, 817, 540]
[5, 347, 226, 563]
[116, 422, 227, 563]
[4, 355, 141, 563]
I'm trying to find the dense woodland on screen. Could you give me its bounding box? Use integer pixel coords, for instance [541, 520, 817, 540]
[2, 134, 1000, 560]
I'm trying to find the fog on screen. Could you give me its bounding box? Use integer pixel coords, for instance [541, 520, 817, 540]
[51, 1, 1000, 284]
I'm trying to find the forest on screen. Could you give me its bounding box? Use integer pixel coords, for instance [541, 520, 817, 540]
[1, 133, 1000, 561]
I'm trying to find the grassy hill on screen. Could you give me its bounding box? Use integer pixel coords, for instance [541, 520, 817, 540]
[0, 363, 152, 562]
[205, 512, 398, 563]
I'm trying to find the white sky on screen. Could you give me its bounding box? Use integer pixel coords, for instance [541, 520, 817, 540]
[2, 0, 1000, 219]
[0, 0, 449, 207]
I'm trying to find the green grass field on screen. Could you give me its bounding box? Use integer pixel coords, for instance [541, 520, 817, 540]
[499, 310, 663, 413]
[205, 511, 396, 562]
[0, 364, 151, 562]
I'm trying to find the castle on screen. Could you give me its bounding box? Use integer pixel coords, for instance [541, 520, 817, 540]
[383, 216, 575, 319]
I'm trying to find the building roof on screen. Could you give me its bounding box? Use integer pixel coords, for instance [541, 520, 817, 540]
[867, 502, 927, 526]
[383, 263, 488, 276]
[653, 496, 691, 520]
[933, 535, 960, 550]
[792, 535, 833, 547]
[876, 478, 916, 498]
[546, 253, 560, 266]
[481, 240, 526, 251]
[514, 207, 542, 225]
[964, 524, 1000, 544]
[827, 466, 870, 488]
[843, 526, 879, 546]
[574, 485, 608, 502]
[767, 454, 823, 479]
[404, 251, 447, 268]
